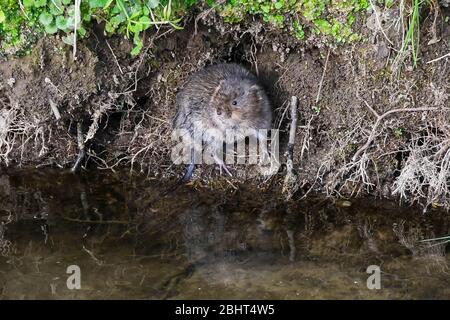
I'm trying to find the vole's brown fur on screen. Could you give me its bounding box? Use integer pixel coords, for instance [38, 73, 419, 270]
[173, 63, 272, 180]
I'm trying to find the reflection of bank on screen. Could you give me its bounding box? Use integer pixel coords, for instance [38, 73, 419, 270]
[0, 175, 11, 227]
[178, 200, 300, 268]
[0, 218, 13, 256]
[179, 204, 227, 263]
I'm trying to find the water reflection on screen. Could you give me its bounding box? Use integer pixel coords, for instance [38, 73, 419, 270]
[0, 169, 449, 299]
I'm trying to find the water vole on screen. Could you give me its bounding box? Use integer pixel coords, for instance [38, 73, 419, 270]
[173, 63, 272, 181]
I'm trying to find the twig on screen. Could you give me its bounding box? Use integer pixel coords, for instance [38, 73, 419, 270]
[106, 39, 124, 75]
[73, 0, 81, 60]
[315, 48, 331, 105]
[426, 52, 450, 64]
[117, 28, 174, 95]
[49, 99, 61, 120]
[71, 122, 85, 172]
[194, 0, 225, 35]
[63, 216, 130, 224]
[282, 96, 299, 197]
[368, 0, 394, 46]
[352, 104, 450, 161]
[286, 229, 296, 262]
[82, 246, 104, 266]
[44, 77, 63, 95]
[287, 96, 298, 167]
[18, 0, 30, 20]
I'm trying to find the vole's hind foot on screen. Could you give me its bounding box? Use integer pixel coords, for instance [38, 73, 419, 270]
[180, 163, 195, 183]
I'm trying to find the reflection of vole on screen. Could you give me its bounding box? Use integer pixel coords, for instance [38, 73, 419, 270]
[173, 63, 272, 181]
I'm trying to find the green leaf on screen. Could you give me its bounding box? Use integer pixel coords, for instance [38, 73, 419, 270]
[0, 10, 5, 24]
[131, 45, 142, 56]
[139, 16, 151, 31]
[83, 13, 92, 22]
[62, 0, 72, 4]
[49, 1, 64, 15]
[45, 23, 58, 34]
[274, 2, 283, 10]
[34, 0, 47, 8]
[78, 27, 87, 37]
[56, 16, 68, 30]
[110, 14, 126, 27]
[105, 21, 115, 33]
[103, 0, 114, 10]
[315, 19, 331, 33]
[261, 4, 270, 13]
[129, 23, 141, 33]
[39, 12, 54, 26]
[131, 36, 143, 56]
[89, 0, 108, 8]
[147, 0, 159, 9]
[23, 0, 35, 7]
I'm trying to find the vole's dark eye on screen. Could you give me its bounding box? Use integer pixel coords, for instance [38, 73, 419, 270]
[232, 101, 237, 106]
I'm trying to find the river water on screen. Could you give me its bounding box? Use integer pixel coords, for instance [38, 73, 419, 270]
[0, 169, 449, 299]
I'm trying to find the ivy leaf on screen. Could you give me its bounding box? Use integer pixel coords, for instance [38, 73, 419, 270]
[130, 45, 142, 56]
[56, 16, 68, 30]
[139, 16, 151, 31]
[261, 4, 270, 13]
[147, 0, 159, 9]
[34, 0, 47, 8]
[129, 24, 141, 34]
[23, 0, 35, 7]
[45, 23, 58, 34]
[49, 1, 64, 15]
[315, 19, 331, 33]
[110, 14, 126, 27]
[78, 27, 87, 37]
[83, 13, 92, 22]
[103, 0, 114, 10]
[39, 12, 54, 26]
[131, 34, 143, 56]
[89, 0, 108, 8]
[0, 10, 5, 24]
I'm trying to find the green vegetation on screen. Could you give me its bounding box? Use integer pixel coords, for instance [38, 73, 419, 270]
[0, 0, 193, 56]
[401, 0, 421, 67]
[394, 127, 405, 138]
[0, 0, 406, 57]
[215, 0, 370, 42]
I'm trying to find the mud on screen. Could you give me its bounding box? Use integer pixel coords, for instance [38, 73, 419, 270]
[0, 6, 449, 206]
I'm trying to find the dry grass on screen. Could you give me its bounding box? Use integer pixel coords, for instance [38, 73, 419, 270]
[0, 96, 49, 165]
[393, 123, 450, 209]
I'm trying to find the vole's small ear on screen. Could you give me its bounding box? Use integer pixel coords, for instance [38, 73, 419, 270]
[248, 84, 261, 100]
[248, 84, 260, 93]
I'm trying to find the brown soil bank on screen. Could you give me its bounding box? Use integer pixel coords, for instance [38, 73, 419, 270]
[0, 7, 449, 209]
